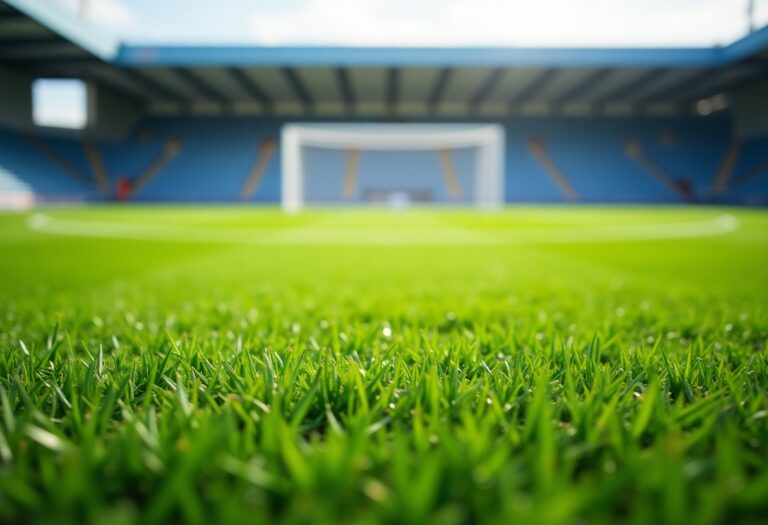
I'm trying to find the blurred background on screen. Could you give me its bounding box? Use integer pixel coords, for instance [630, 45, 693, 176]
[0, 0, 767, 209]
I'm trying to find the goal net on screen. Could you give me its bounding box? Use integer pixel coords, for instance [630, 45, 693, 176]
[280, 124, 505, 212]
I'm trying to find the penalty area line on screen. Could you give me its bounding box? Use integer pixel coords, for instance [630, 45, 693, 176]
[25, 212, 740, 246]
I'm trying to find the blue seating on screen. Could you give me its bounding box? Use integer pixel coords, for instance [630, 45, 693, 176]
[0, 116, 765, 205]
[0, 128, 96, 202]
[727, 136, 768, 205]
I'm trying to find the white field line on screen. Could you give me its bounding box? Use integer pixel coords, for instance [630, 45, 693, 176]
[25, 212, 740, 246]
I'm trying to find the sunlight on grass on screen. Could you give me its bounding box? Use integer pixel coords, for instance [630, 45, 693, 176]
[0, 207, 766, 524]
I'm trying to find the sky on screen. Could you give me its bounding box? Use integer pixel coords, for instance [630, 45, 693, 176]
[57, 0, 768, 47]
[32, 79, 87, 129]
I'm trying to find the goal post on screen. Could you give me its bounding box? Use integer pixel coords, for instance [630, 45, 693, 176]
[280, 124, 505, 212]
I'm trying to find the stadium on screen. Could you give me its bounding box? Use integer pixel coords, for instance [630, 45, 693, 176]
[0, 0, 767, 523]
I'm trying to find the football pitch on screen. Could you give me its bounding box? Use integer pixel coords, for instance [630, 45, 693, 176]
[0, 206, 767, 524]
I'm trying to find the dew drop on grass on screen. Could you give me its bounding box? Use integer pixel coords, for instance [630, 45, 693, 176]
[363, 479, 389, 503]
[382, 326, 392, 338]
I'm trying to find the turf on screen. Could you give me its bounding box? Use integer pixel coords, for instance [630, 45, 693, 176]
[0, 206, 766, 525]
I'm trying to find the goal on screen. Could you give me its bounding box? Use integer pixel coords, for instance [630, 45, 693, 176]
[280, 124, 505, 212]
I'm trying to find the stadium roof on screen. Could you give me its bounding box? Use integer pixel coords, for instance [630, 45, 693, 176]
[2, 0, 768, 117]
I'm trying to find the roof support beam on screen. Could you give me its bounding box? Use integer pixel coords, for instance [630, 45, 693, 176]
[121, 68, 188, 106]
[386, 67, 399, 115]
[335, 68, 355, 113]
[89, 77, 146, 106]
[468, 68, 504, 113]
[686, 64, 768, 103]
[228, 67, 272, 111]
[551, 68, 611, 112]
[509, 69, 557, 111]
[0, 36, 61, 46]
[428, 68, 452, 113]
[94, 64, 164, 102]
[175, 67, 229, 107]
[282, 67, 313, 112]
[0, 42, 85, 60]
[0, 11, 25, 21]
[592, 68, 665, 114]
[8, 56, 95, 68]
[741, 56, 768, 68]
[635, 68, 717, 113]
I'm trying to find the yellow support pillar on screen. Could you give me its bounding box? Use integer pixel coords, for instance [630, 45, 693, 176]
[240, 137, 277, 199]
[84, 139, 110, 195]
[528, 139, 579, 201]
[435, 148, 463, 199]
[624, 138, 682, 197]
[710, 141, 741, 196]
[132, 137, 182, 194]
[341, 148, 360, 197]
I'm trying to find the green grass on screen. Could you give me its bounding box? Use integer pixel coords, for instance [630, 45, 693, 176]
[0, 206, 766, 525]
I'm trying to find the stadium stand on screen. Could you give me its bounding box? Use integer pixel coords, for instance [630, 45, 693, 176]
[0, 117, 744, 204]
[0, 0, 767, 207]
[0, 128, 96, 203]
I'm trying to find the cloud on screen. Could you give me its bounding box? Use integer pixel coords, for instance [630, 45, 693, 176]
[246, 0, 755, 47]
[56, 0, 137, 30]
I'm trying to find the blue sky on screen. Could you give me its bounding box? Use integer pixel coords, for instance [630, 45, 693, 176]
[58, 0, 768, 47]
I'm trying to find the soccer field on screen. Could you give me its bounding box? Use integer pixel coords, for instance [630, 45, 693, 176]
[1, 206, 767, 524]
